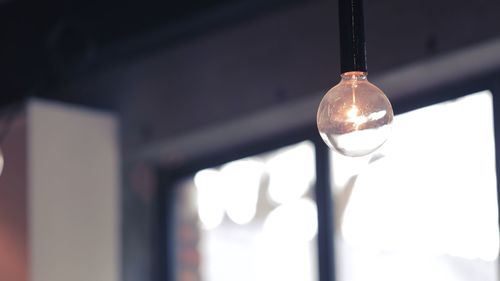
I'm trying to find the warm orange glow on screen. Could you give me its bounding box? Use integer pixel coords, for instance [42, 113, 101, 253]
[346, 105, 369, 130]
[317, 72, 393, 157]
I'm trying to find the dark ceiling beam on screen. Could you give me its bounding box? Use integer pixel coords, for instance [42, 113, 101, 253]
[0, 0, 306, 106]
[135, 37, 500, 167]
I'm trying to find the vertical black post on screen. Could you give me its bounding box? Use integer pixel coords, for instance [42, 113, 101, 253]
[314, 140, 336, 281]
[492, 81, 500, 231]
[156, 171, 177, 281]
[339, 0, 367, 73]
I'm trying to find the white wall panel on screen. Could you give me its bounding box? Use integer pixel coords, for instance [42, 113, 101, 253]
[28, 100, 120, 281]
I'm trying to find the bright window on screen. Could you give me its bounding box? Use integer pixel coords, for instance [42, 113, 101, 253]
[175, 141, 318, 281]
[331, 91, 499, 281]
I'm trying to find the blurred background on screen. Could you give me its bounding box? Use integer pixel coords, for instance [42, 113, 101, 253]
[0, 0, 499, 281]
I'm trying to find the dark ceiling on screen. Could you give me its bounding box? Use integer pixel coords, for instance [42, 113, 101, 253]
[0, 0, 302, 108]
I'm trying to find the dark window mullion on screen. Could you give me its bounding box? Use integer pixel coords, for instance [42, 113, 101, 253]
[158, 172, 177, 281]
[314, 138, 336, 281]
[491, 81, 500, 233]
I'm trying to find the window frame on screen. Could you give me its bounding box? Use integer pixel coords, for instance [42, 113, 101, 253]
[156, 70, 500, 281]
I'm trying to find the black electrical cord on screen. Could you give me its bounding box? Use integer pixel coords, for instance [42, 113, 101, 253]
[339, 0, 367, 73]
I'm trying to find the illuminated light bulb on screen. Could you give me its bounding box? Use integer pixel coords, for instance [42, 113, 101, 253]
[317, 71, 394, 157]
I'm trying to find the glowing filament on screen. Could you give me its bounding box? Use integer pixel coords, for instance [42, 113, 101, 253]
[346, 105, 368, 129]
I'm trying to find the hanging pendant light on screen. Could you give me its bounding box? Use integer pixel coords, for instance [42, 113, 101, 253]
[317, 0, 393, 157]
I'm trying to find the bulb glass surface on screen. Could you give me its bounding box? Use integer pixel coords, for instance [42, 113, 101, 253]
[317, 72, 393, 157]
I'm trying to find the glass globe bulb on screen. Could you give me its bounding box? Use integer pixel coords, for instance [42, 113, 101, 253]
[317, 71, 394, 157]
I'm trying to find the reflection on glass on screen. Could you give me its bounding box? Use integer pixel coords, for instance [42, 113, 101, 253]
[332, 91, 500, 281]
[176, 141, 318, 281]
